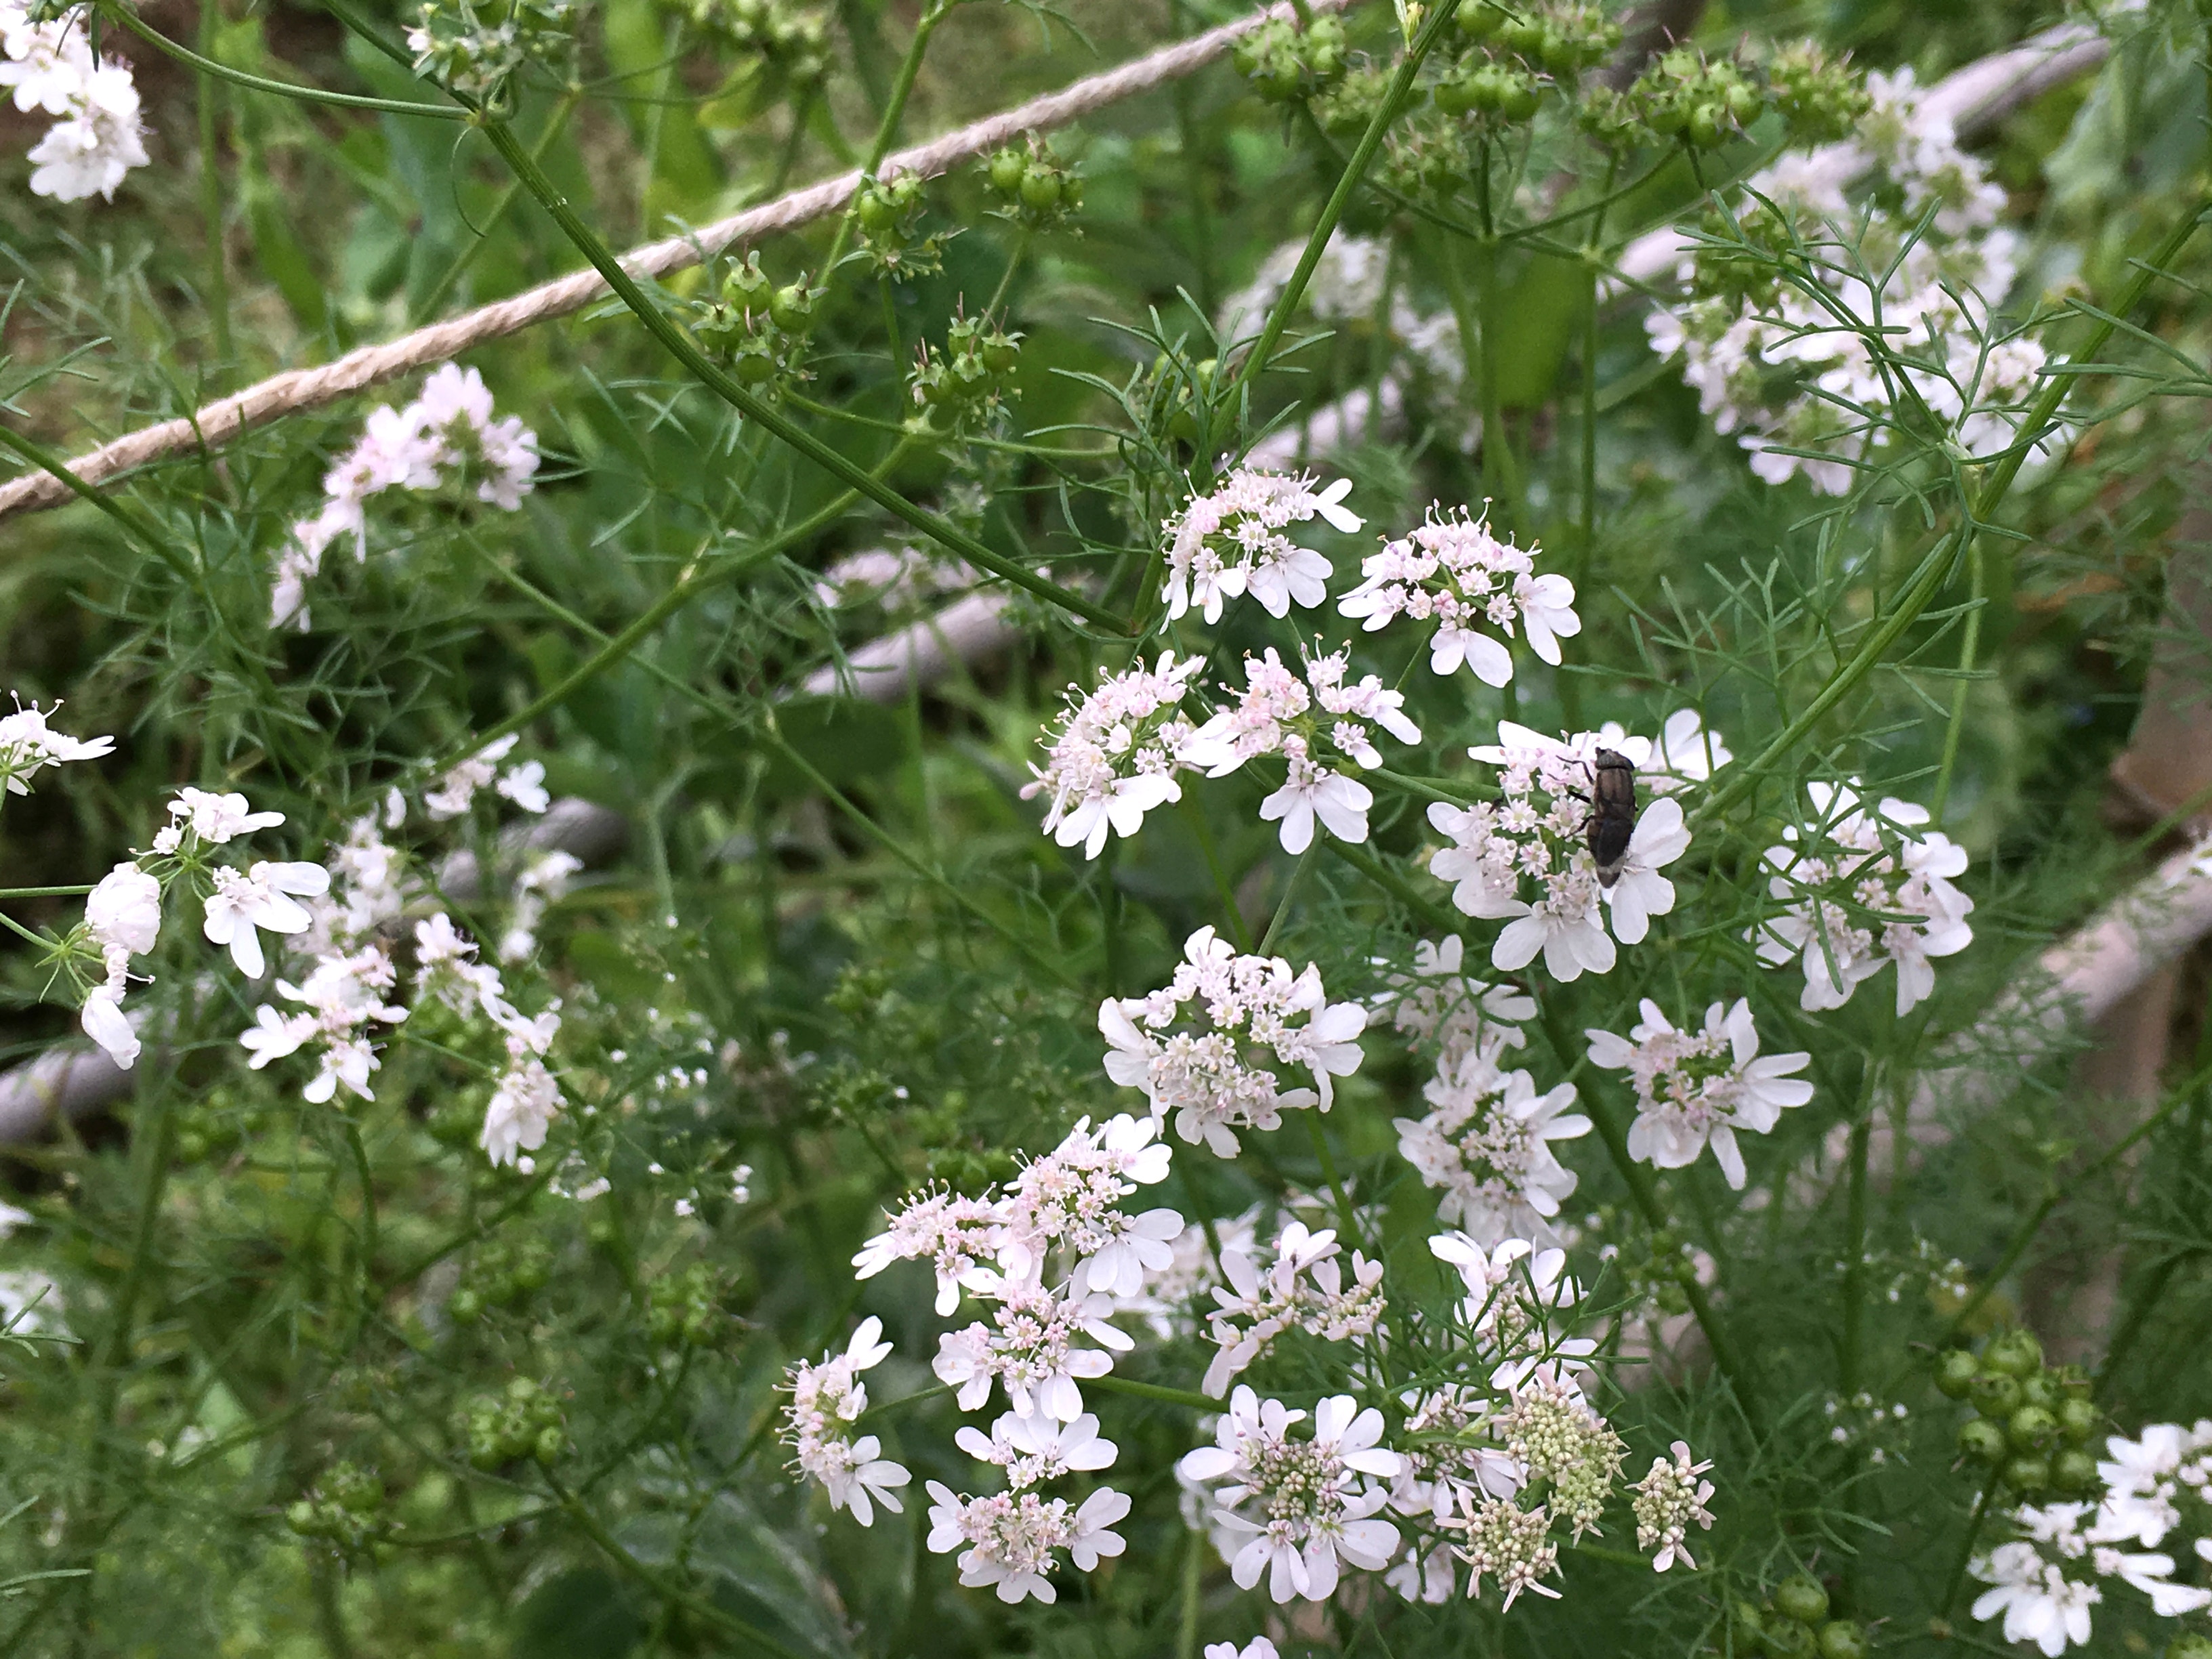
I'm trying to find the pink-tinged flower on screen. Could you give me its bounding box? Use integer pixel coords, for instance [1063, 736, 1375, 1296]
[1163, 469, 1358, 623]
[1588, 999, 1811, 1190]
[1394, 1055, 1588, 1246]
[1024, 653, 1205, 860]
[1337, 503, 1578, 686]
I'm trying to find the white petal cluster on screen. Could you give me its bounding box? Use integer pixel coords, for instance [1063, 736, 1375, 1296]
[202, 862, 331, 979]
[1161, 469, 1360, 624]
[1338, 503, 1579, 686]
[923, 1480, 1130, 1603]
[1100, 925, 1368, 1156]
[426, 733, 550, 821]
[272, 366, 540, 630]
[0, 2, 148, 203]
[1646, 69, 2046, 496]
[1428, 720, 1715, 982]
[1022, 652, 1205, 859]
[0, 697, 114, 795]
[1179, 1388, 1404, 1603]
[1753, 781, 1974, 1015]
[238, 946, 409, 1104]
[1219, 232, 1466, 397]
[781, 1317, 911, 1526]
[412, 912, 567, 1165]
[77, 862, 161, 1067]
[1971, 1428, 2212, 1655]
[1201, 1219, 1386, 1396]
[854, 1114, 1183, 1313]
[1586, 999, 1812, 1190]
[814, 544, 976, 611]
[1394, 1051, 1589, 1246]
[1631, 1441, 1715, 1571]
[933, 1275, 1131, 1421]
[1182, 646, 1421, 854]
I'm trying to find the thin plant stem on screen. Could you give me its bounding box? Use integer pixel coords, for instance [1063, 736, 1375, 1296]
[819, 0, 946, 272]
[1929, 533, 1985, 824]
[1257, 841, 1318, 956]
[413, 89, 581, 323]
[196, 0, 232, 366]
[96, 1, 467, 117]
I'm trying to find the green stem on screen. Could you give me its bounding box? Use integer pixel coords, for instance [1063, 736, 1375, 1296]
[1257, 841, 1318, 957]
[96, 1, 467, 117]
[1306, 1113, 1362, 1247]
[1929, 534, 1985, 824]
[0, 885, 95, 898]
[820, 0, 945, 272]
[475, 117, 1124, 631]
[1222, 0, 1464, 410]
[1088, 1374, 1218, 1411]
[1940, 1465, 2005, 1620]
[343, 1119, 379, 1347]
[1841, 1062, 1876, 1399]
[196, 0, 232, 365]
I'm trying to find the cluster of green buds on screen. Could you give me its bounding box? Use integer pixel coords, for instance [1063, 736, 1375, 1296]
[1230, 14, 1349, 104]
[1458, 1, 1620, 79]
[1628, 46, 1766, 149]
[456, 1377, 571, 1471]
[1587, 1206, 1701, 1317]
[692, 251, 818, 387]
[172, 1088, 249, 1165]
[982, 140, 1085, 233]
[404, 0, 575, 102]
[911, 306, 1021, 427]
[1765, 41, 1871, 145]
[1381, 120, 1471, 197]
[285, 1461, 388, 1557]
[1938, 1328, 2102, 1497]
[645, 1262, 730, 1349]
[1736, 1574, 1868, 1659]
[852, 170, 945, 278]
[681, 0, 830, 87]
[448, 1236, 553, 1324]
[1433, 59, 1541, 121]
[1314, 63, 1396, 140]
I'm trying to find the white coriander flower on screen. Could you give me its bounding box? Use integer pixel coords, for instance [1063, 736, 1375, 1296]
[782, 1318, 910, 1526]
[1753, 780, 1973, 1015]
[1180, 646, 1419, 854]
[1001, 1114, 1182, 1299]
[1100, 925, 1368, 1156]
[1586, 999, 1812, 1189]
[159, 786, 285, 849]
[1202, 1219, 1385, 1395]
[0, 697, 114, 793]
[1338, 503, 1579, 686]
[201, 862, 331, 979]
[1179, 1387, 1403, 1603]
[1369, 934, 1535, 1072]
[852, 1189, 1010, 1316]
[1971, 1542, 2100, 1656]
[923, 1482, 1129, 1602]
[1162, 468, 1359, 623]
[481, 1043, 562, 1167]
[1203, 1641, 1280, 1659]
[1394, 1053, 1589, 1246]
[1632, 1441, 1716, 1570]
[953, 1411, 1119, 1489]
[932, 1278, 1127, 1421]
[1022, 653, 1205, 859]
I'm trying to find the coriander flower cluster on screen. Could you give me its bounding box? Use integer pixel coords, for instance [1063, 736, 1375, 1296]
[0, 698, 114, 796]
[781, 1318, 912, 1526]
[426, 732, 550, 820]
[1646, 68, 2046, 495]
[1631, 1442, 1717, 1571]
[1753, 780, 1974, 1016]
[1161, 468, 1361, 624]
[1585, 999, 1812, 1190]
[814, 545, 978, 612]
[272, 366, 541, 631]
[1971, 1424, 2212, 1658]
[1023, 652, 1205, 859]
[1394, 1049, 1589, 1246]
[1181, 645, 1421, 854]
[1427, 719, 1717, 982]
[1100, 925, 1368, 1156]
[1371, 934, 1536, 1074]
[1337, 503, 1580, 686]
[1201, 1219, 1386, 1395]
[0, 0, 148, 202]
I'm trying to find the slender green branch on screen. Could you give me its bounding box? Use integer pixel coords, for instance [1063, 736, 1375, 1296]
[820, 0, 946, 271]
[413, 91, 581, 322]
[472, 117, 1126, 631]
[1089, 1374, 1218, 1412]
[96, 1, 469, 117]
[1222, 0, 1465, 408]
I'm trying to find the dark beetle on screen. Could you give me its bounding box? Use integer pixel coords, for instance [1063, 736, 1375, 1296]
[1583, 749, 1638, 887]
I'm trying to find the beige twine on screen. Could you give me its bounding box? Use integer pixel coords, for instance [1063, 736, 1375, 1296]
[0, 0, 1345, 520]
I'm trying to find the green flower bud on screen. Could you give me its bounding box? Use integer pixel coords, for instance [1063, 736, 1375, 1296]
[1817, 1622, 1869, 1659]
[1774, 1575, 1829, 1626]
[986, 148, 1027, 196]
[2057, 1397, 2101, 1445]
[2052, 1449, 2101, 1496]
[1455, 1, 1499, 39]
[1972, 1372, 2024, 1418]
[2007, 1405, 2060, 1450]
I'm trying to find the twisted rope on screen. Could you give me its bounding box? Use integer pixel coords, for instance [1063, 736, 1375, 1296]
[0, 0, 1342, 520]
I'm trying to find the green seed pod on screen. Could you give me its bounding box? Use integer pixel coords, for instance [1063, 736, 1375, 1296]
[724, 255, 772, 310]
[1774, 1574, 1829, 1626]
[1435, 74, 1477, 116]
[1724, 80, 1761, 123]
[2056, 1397, 2101, 1445]
[2052, 1449, 2100, 1496]
[447, 1287, 482, 1324]
[1935, 1349, 1980, 1398]
[1983, 1329, 2043, 1378]
[1018, 166, 1063, 212]
[1971, 1372, 2024, 1419]
[854, 188, 898, 234]
[986, 148, 1027, 196]
[2019, 1372, 2061, 1411]
[769, 283, 814, 333]
[1957, 1418, 2007, 1465]
[533, 1425, 567, 1464]
[1498, 13, 1543, 54]
[1817, 1622, 1869, 1659]
[2164, 1633, 2212, 1659]
[2007, 1404, 2060, 1450]
[1499, 72, 1540, 121]
[1455, 1, 1498, 39]
[980, 331, 1020, 374]
[2003, 1454, 2051, 1494]
[286, 1499, 319, 1535]
[1759, 1616, 1816, 1659]
[1686, 102, 1726, 147]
